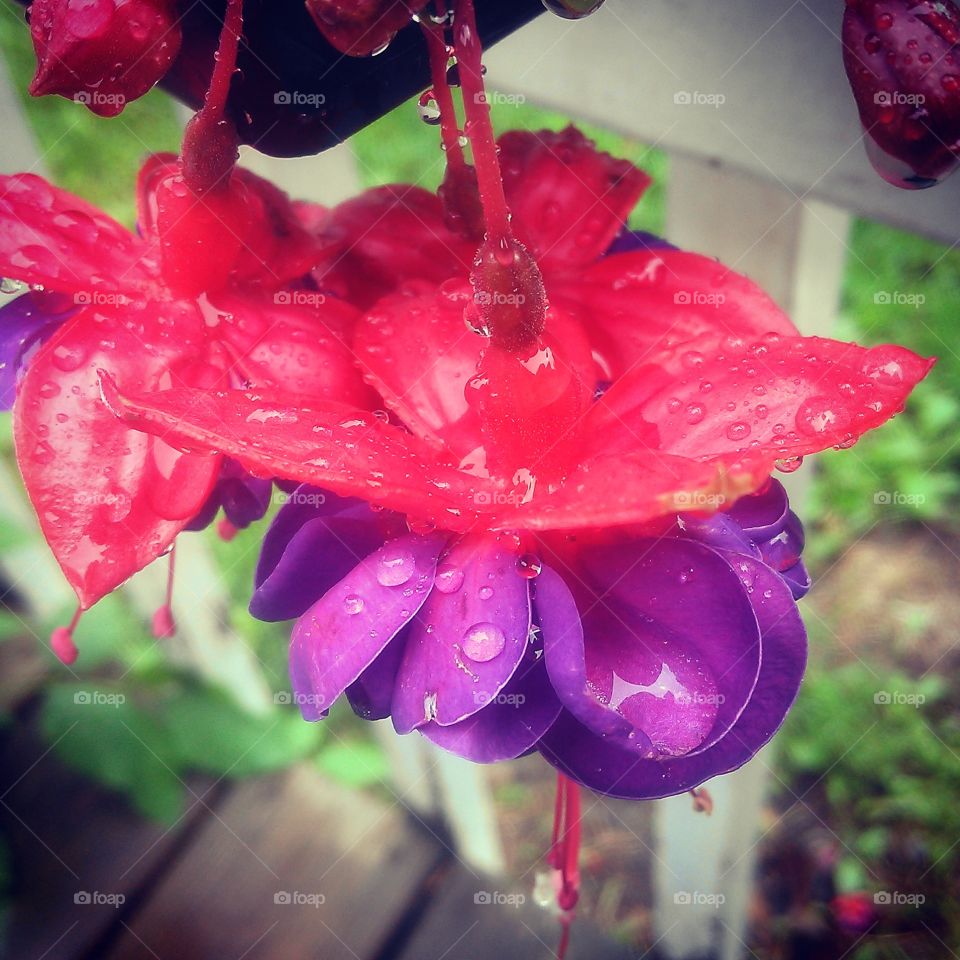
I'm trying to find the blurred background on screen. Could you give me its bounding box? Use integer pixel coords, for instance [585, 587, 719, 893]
[0, 1, 959, 958]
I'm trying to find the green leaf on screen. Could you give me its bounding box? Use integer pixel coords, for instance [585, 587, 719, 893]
[316, 739, 390, 789]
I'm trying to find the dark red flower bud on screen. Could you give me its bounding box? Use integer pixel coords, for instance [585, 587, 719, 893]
[842, 0, 960, 188]
[28, 0, 181, 117]
[305, 0, 427, 56]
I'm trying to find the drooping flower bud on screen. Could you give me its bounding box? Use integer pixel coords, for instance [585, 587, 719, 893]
[842, 0, 960, 188]
[28, 0, 182, 117]
[305, 0, 426, 56]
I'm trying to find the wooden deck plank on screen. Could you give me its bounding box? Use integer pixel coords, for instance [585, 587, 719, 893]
[0, 720, 219, 960]
[395, 865, 637, 960]
[103, 766, 446, 960]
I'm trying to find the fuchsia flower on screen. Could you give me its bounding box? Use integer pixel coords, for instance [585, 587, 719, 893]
[0, 4, 372, 633]
[100, 117, 931, 797]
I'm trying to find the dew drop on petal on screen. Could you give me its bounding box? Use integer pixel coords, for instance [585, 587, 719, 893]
[434, 564, 465, 594]
[725, 421, 751, 441]
[516, 553, 542, 579]
[775, 456, 804, 474]
[343, 595, 364, 616]
[685, 403, 706, 425]
[478, 586, 494, 600]
[462, 622, 506, 662]
[376, 548, 416, 586]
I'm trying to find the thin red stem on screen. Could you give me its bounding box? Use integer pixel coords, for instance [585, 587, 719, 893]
[452, 0, 512, 242]
[165, 544, 176, 608]
[203, 0, 243, 122]
[421, 1, 465, 165]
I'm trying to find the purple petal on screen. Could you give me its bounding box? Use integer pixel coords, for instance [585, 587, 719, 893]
[538, 556, 806, 798]
[0, 291, 76, 409]
[251, 486, 405, 621]
[391, 535, 531, 734]
[290, 534, 444, 721]
[726, 479, 789, 538]
[674, 512, 760, 559]
[606, 229, 677, 256]
[781, 559, 811, 600]
[420, 647, 563, 762]
[547, 539, 761, 758]
[346, 633, 407, 721]
[755, 512, 805, 573]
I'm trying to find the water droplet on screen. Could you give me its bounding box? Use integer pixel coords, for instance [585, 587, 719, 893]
[344, 595, 364, 616]
[376, 548, 416, 587]
[417, 93, 441, 125]
[516, 553, 542, 579]
[796, 396, 851, 436]
[541, 0, 605, 18]
[462, 622, 506, 662]
[478, 586, 494, 600]
[0, 278, 24, 295]
[51, 343, 86, 372]
[725, 421, 751, 441]
[775, 456, 804, 474]
[434, 564, 465, 594]
[685, 402, 706, 425]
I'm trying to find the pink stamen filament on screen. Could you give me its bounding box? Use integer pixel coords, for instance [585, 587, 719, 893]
[152, 545, 177, 639]
[50, 606, 82, 665]
[421, 1, 466, 167]
[548, 773, 582, 960]
[452, 0, 512, 243]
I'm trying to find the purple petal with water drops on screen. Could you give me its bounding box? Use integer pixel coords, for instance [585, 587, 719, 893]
[536, 565, 639, 743]
[0, 290, 77, 409]
[754, 512, 805, 574]
[673, 512, 760, 560]
[251, 486, 405, 621]
[538, 556, 806, 799]
[290, 533, 444, 721]
[605, 229, 677, 256]
[573, 538, 762, 757]
[391, 534, 531, 734]
[420, 649, 563, 763]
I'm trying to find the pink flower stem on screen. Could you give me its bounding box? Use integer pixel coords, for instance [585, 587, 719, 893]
[421, 1, 465, 167]
[452, 0, 512, 244]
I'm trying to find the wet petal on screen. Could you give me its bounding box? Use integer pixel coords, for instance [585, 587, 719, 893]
[252, 491, 405, 621]
[391, 535, 531, 733]
[290, 534, 444, 721]
[499, 127, 650, 271]
[0, 173, 158, 295]
[539, 557, 806, 798]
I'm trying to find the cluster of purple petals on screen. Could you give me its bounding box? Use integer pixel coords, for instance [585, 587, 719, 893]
[250, 479, 808, 800]
[185, 458, 273, 532]
[0, 290, 78, 410]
